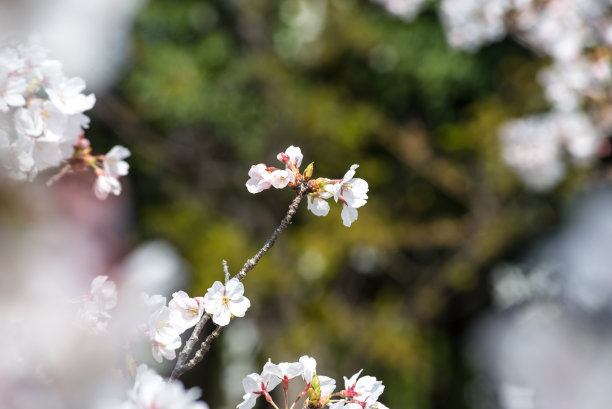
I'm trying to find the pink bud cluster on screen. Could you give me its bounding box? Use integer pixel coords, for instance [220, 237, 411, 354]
[246, 146, 369, 227]
[238, 356, 388, 409]
[0, 37, 130, 199]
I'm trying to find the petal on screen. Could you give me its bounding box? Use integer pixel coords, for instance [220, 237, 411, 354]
[229, 297, 251, 317]
[341, 205, 358, 227]
[225, 278, 245, 299]
[212, 307, 231, 326]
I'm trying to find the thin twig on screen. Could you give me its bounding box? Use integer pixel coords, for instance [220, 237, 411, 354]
[46, 164, 72, 187]
[234, 186, 306, 282]
[169, 186, 307, 381]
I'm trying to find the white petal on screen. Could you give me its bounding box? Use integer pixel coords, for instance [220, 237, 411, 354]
[229, 297, 251, 317]
[341, 205, 358, 227]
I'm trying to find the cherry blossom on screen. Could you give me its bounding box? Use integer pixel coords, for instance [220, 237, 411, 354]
[270, 168, 294, 189]
[237, 371, 282, 409]
[299, 355, 318, 383]
[124, 364, 209, 409]
[46, 76, 95, 115]
[277, 145, 303, 169]
[76, 275, 118, 333]
[203, 278, 251, 326]
[263, 359, 304, 387]
[307, 191, 332, 217]
[146, 305, 182, 362]
[0, 38, 130, 198]
[94, 173, 122, 200]
[103, 145, 131, 178]
[168, 290, 204, 331]
[327, 164, 369, 227]
[246, 163, 272, 193]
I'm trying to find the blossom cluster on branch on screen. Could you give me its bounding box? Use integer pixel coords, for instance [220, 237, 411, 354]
[246, 146, 369, 227]
[238, 356, 388, 409]
[0, 37, 130, 198]
[1, 35, 383, 409]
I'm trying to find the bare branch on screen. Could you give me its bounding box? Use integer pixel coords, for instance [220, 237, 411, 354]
[169, 186, 307, 381]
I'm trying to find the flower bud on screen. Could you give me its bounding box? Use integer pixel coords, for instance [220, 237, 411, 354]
[307, 373, 321, 407]
[303, 162, 314, 180]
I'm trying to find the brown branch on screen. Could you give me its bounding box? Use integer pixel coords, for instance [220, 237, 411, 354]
[169, 186, 307, 381]
[176, 325, 224, 376]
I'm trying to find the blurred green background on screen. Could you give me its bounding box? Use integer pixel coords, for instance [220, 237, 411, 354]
[86, 0, 594, 408]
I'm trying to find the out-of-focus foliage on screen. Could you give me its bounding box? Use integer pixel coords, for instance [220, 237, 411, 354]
[85, 1, 592, 408]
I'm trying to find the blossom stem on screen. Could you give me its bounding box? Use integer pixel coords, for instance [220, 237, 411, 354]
[46, 163, 72, 187]
[169, 186, 307, 381]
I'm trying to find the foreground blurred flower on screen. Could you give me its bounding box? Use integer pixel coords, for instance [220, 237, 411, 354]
[76, 275, 117, 333]
[0, 37, 131, 199]
[123, 364, 209, 409]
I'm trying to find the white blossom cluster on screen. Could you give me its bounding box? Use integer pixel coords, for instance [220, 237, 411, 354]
[439, 0, 611, 56]
[246, 146, 369, 227]
[431, 0, 612, 190]
[439, 0, 511, 51]
[122, 364, 209, 409]
[143, 278, 250, 362]
[76, 274, 250, 363]
[499, 112, 599, 190]
[370, 0, 429, 21]
[238, 356, 388, 409]
[0, 37, 131, 199]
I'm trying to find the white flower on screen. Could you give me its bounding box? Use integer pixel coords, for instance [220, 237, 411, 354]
[299, 355, 318, 383]
[246, 163, 272, 193]
[76, 275, 118, 333]
[237, 393, 258, 409]
[124, 364, 209, 409]
[103, 145, 131, 178]
[169, 291, 204, 331]
[270, 169, 294, 189]
[327, 165, 369, 227]
[343, 370, 385, 405]
[0, 47, 25, 72]
[94, 174, 122, 200]
[46, 76, 95, 114]
[237, 373, 282, 409]
[319, 375, 336, 395]
[263, 359, 304, 383]
[146, 306, 182, 363]
[277, 145, 303, 169]
[329, 165, 369, 208]
[203, 278, 251, 326]
[14, 101, 44, 137]
[0, 72, 27, 111]
[307, 192, 332, 217]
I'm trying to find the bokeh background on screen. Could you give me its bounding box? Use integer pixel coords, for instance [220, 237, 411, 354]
[88, 1, 593, 408]
[6, 0, 612, 408]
